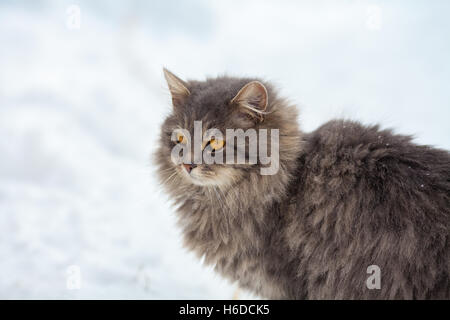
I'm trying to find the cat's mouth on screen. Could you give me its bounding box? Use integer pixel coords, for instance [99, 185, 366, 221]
[178, 163, 214, 186]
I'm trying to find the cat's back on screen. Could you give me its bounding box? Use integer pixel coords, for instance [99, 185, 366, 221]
[285, 119, 449, 299]
[301, 119, 450, 214]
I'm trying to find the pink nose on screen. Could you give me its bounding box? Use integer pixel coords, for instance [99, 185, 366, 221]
[182, 163, 197, 173]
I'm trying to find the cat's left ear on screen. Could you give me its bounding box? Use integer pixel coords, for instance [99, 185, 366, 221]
[231, 81, 268, 122]
[163, 68, 190, 107]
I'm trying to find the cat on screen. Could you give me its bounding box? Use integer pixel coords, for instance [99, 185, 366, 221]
[155, 68, 450, 299]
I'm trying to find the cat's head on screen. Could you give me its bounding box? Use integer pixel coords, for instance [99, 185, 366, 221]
[155, 69, 301, 194]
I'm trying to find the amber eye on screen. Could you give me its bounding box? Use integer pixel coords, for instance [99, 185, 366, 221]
[210, 139, 224, 151]
[176, 132, 187, 144]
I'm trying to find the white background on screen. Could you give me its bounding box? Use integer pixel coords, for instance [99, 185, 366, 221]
[0, 0, 449, 299]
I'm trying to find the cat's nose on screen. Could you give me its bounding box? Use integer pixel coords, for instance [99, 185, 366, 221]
[182, 163, 197, 174]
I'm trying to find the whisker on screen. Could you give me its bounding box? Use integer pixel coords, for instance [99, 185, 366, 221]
[160, 171, 178, 185]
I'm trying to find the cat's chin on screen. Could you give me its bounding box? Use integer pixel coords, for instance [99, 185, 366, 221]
[182, 171, 224, 187]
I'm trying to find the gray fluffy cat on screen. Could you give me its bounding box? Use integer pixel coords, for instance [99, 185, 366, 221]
[155, 69, 449, 299]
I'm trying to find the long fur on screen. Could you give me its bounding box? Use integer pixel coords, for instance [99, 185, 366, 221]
[155, 75, 450, 299]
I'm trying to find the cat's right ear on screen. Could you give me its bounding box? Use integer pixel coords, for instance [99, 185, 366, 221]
[163, 68, 190, 107]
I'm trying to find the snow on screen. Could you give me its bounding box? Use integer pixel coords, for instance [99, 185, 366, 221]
[0, 0, 449, 299]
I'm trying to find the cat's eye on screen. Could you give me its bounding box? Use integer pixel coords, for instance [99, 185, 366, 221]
[176, 132, 187, 144]
[210, 139, 224, 151]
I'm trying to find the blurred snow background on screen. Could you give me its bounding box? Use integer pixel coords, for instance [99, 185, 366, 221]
[0, 0, 449, 299]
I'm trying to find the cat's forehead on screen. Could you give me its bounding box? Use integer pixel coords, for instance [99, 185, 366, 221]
[172, 78, 243, 126]
[188, 77, 255, 106]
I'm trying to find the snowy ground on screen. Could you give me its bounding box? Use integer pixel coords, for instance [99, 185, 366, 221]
[0, 0, 449, 299]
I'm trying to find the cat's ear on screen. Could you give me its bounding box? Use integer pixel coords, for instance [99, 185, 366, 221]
[231, 81, 268, 123]
[163, 68, 190, 107]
